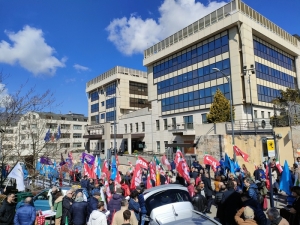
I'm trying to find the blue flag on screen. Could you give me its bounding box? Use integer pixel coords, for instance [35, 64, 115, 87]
[36, 161, 41, 171]
[110, 156, 117, 181]
[44, 129, 51, 142]
[22, 164, 29, 179]
[56, 125, 61, 140]
[224, 154, 231, 170]
[279, 160, 293, 195]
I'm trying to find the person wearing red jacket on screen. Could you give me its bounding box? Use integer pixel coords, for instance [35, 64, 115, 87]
[187, 178, 196, 198]
[120, 179, 131, 197]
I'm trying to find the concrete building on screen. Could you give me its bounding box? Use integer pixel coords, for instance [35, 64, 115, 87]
[2, 111, 88, 167]
[140, 0, 300, 156]
[85, 66, 149, 155]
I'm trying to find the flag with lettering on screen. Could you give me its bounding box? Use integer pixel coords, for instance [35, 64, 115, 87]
[203, 155, 220, 172]
[233, 145, 249, 162]
[174, 150, 190, 183]
[130, 163, 142, 190]
[137, 156, 149, 169]
[101, 160, 110, 181]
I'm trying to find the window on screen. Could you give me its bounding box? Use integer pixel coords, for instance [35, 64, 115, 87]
[164, 119, 167, 130]
[61, 124, 70, 129]
[261, 111, 265, 119]
[60, 143, 70, 148]
[268, 112, 271, 118]
[129, 98, 151, 108]
[101, 101, 104, 106]
[101, 113, 105, 119]
[21, 134, 26, 140]
[106, 82, 116, 96]
[125, 124, 127, 133]
[106, 97, 116, 109]
[73, 142, 82, 148]
[130, 124, 133, 133]
[164, 141, 168, 151]
[136, 123, 138, 132]
[156, 120, 160, 131]
[142, 122, 145, 132]
[106, 110, 116, 122]
[157, 141, 161, 152]
[254, 110, 258, 119]
[100, 89, 104, 94]
[91, 103, 99, 113]
[172, 118, 176, 128]
[73, 118, 78, 121]
[73, 133, 82, 138]
[61, 117, 66, 120]
[73, 125, 82, 130]
[61, 133, 70, 138]
[129, 81, 148, 96]
[30, 124, 37, 129]
[91, 91, 99, 101]
[183, 115, 193, 129]
[202, 114, 207, 123]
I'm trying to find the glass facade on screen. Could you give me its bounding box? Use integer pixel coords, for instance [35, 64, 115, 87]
[153, 34, 229, 79]
[106, 97, 116, 109]
[129, 81, 148, 96]
[161, 83, 230, 112]
[255, 62, 295, 88]
[157, 58, 230, 95]
[257, 85, 280, 103]
[106, 110, 116, 122]
[91, 103, 99, 113]
[91, 91, 99, 101]
[129, 97, 151, 108]
[106, 82, 116, 96]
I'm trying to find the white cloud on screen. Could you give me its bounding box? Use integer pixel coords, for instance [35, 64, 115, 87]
[0, 25, 66, 76]
[0, 83, 12, 108]
[73, 64, 90, 72]
[65, 78, 76, 83]
[106, 0, 228, 55]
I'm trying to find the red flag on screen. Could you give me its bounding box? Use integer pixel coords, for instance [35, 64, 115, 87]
[233, 145, 249, 162]
[137, 156, 149, 169]
[101, 160, 110, 181]
[115, 154, 120, 166]
[105, 180, 112, 201]
[84, 162, 96, 179]
[149, 162, 156, 186]
[275, 160, 283, 173]
[68, 151, 73, 162]
[175, 151, 190, 183]
[146, 172, 152, 189]
[161, 155, 171, 170]
[130, 163, 142, 190]
[203, 155, 220, 172]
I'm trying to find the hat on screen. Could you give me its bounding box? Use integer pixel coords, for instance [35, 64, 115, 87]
[244, 206, 254, 219]
[93, 191, 101, 196]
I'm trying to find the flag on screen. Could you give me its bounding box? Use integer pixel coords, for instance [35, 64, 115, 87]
[233, 145, 249, 162]
[84, 161, 96, 179]
[130, 163, 142, 190]
[44, 129, 51, 142]
[101, 160, 110, 181]
[59, 153, 66, 166]
[81, 152, 95, 165]
[36, 161, 41, 171]
[149, 161, 156, 186]
[224, 153, 231, 170]
[50, 133, 55, 142]
[156, 170, 161, 186]
[105, 180, 112, 202]
[94, 156, 101, 178]
[137, 156, 149, 170]
[203, 155, 220, 172]
[127, 158, 134, 173]
[21, 164, 28, 179]
[275, 159, 283, 173]
[40, 156, 53, 165]
[56, 125, 61, 140]
[68, 151, 73, 162]
[146, 171, 152, 189]
[115, 154, 120, 166]
[161, 155, 171, 170]
[279, 160, 293, 195]
[174, 150, 190, 183]
[110, 156, 117, 181]
[7, 162, 25, 191]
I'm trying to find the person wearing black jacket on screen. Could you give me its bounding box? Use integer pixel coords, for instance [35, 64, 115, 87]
[0, 193, 16, 225]
[201, 173, 214, 214]
[71, 192, 88, 225]
[62, 190, 74, 225]
[192, 188, 207, 213]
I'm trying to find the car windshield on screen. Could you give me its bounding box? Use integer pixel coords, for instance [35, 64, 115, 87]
[145, 189, 191, 215]
[163, 212, 219, 225]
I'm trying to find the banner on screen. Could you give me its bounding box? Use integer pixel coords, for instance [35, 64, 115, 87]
[137, 156, 149, 169]
[82, 153, 95, 165]
[7, 162, 25, 191]
[174, 150, 190, 183]
[203, 155, 220, 172]
[40, 156, 53, 165]
[130, 163, 142, 190]
[233, 145, 249, 162]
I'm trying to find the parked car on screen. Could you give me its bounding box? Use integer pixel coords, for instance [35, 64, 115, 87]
[143, 184, 220, 225]
[33, 187, 89, 211]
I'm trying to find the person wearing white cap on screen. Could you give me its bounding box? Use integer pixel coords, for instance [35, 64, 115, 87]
[234, 206, 258, 225]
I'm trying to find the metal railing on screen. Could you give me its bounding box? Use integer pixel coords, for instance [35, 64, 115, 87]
[226, 119, 273, 134]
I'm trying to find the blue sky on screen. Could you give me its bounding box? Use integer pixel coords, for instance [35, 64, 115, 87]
[0, 0, 299, 116]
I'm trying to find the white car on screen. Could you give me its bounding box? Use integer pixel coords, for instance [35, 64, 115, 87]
[143, 184, 221, 225]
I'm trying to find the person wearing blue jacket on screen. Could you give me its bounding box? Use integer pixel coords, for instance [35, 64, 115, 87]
[136, 185, 147, 225]
[71, 192, 88, 225]
[244, 178, 258, 201]
[128, 190, 140, 222]
[14, 197, 36, 225]
[88, 191, 101, 220]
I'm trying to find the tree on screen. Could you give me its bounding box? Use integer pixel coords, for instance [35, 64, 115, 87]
[207, 89, 234, 123]
[271, 88, 300, 127]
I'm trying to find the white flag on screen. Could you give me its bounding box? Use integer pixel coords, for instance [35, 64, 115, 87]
[7, 162, 25, 191]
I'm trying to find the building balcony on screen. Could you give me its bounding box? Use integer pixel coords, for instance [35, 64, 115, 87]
[226, 119, 273, 135]
[168, 123, 195, 135]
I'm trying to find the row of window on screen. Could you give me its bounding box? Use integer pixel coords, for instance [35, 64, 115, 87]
[91, 103, 99, 113]
[129, 81, 148, 96]
[129, 97, 151, 108]
[106, 82, 117, 96]
[157, 59, 230, 95]
[257, 85, 280, 103]
[106, 110, 116, 122]
[253, 39, 295, 72]
[124, 122, 145, 133]
[106, 97, 116, 109]
[91, 92, 99, 102]
[255, 62, 295, 89]
[161, 83, 230, 112]
[153, 33, 229, 79]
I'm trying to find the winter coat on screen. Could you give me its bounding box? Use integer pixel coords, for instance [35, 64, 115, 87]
[192, 193, 207, 213]
[243, 198, 268, 225]
[128, 198, 140, 221]
[54, 196, 63, 219]
[0, 198, 16, 225]
[13, 204, 36, 225]
[187, 184, 195, 197]
[62, 196, 74, 225]
[214, 191, 224, 205]
[121, 183, 131, 197]
[138, 193, 147, 214]
[81, 179, 88, 189]
[70, 201, 88, 225]
[88, 197, 99, 218]
[202, 176, 213, 197]
[234, 208, 258, 225]
[109, 182, 115, 194]
[111, 206, 138, 225]
[87, 210, 107, 225]
[108, 194, 123, 213]
[247, 183, 259, 201]
[190, 171, 198, 180]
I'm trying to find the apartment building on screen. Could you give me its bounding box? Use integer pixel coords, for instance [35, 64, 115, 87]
[85, 66, 149, 155]
[140, 0, 300, 154]
[2, 112, 87, 166]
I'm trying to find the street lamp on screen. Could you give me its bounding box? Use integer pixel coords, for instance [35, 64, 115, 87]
[212, 68, 236, 161]
[243, 65, 256, 122]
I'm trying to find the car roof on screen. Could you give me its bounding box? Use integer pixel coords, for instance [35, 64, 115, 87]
[143, 184, 188, 199]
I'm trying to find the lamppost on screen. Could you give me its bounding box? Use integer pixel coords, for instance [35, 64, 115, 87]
[243, 65, 256, 122]
[212, 68, 236, 161]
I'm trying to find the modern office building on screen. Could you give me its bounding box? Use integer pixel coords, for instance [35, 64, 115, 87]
[2, 112, 88, 167]
[85, 66, 149, 155]
[141, 0, 300, 154]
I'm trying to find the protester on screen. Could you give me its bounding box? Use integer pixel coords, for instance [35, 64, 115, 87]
[293, 164, 300, 186]
[192, 188, 207, 213]
[88, 191, 102, 219]
[62, 189, 74, 225]
[267, 208, 289, 225]
[13, 197, 36, 225]
[201, 173, 213, 213]
[109, 179, 116, 193]
[214, 176, 222, 192]
[295, 157, 300, 167]
[280, 186, 300, 224]
[235, 206, 258, 225]
[215, 185, 226, 206]
[48, 186, 59, 211]
[0, 193, 16, 225]
[128, 190, 140, 222]
[71, 192, 88, 225]
[120, 179, 131, 197]
[111, 199, 138, 225]
[136, 185, 147, 225]
[54, 191, 64, 225]
[188, 178, 195, 197]
[108, 187, 124, 222]
[81, 175, 89, 189]
[122, 210, 132, 225]
[190, 167, 198, 180]
[244, 178, 259, 202]
[87, 201, 108, 225]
